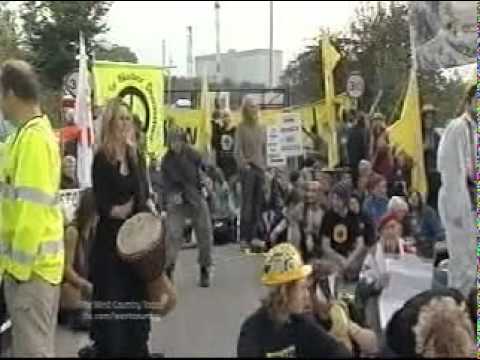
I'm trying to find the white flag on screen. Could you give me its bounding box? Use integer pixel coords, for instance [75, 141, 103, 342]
[74, 32, 94, 189]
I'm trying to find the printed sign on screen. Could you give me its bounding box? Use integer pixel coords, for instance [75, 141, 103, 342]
[279, 113, 303, 157]
[267, 126, 286, 168]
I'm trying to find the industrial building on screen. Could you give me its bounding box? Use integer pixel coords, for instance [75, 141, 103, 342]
[195, 49, 283, 87]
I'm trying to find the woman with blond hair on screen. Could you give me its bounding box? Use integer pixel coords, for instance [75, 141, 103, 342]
[89, 98, 171, 357]
[237, 243, 351, 358]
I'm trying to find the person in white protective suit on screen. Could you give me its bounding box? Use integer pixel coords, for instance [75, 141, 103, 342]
[437, 84, 477, 297]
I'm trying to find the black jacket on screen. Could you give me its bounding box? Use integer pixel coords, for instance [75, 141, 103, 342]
[237, 307, 352, 358]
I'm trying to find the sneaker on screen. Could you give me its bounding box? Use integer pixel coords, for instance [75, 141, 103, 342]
[199, 267, 210, 288]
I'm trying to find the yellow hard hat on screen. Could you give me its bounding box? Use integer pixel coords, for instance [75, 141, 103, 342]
[261, 243, 312, 286]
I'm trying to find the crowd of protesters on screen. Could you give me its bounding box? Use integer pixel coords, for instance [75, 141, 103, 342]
[1, 59, 475, 358]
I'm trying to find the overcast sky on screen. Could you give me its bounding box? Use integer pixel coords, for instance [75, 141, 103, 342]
[105, 1, 357, 76]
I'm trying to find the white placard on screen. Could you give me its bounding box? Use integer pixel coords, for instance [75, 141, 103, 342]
[279, 113, 303, 157]
[267, 126, 286, 168]
[379, 255, 433, 330]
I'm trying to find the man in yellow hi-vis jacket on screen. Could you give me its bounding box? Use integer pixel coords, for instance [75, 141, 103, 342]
[0, 60, 64, 357]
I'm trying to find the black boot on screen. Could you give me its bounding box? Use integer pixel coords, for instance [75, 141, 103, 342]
[69, 309, 91, 332]
[78, 344, 98, 358]
[199, 267, 210, 288]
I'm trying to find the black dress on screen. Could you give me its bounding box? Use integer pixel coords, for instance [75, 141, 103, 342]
[90, 149, 151, 357]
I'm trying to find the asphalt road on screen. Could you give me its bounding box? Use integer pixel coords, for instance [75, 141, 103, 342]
[54, 244, 266, 358]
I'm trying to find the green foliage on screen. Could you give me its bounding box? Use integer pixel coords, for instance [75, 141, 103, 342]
[0, 2, 23, 62]
[21, 1, 112, 88]
[281, 1, 466, 123]
[95, 44, 138, 63]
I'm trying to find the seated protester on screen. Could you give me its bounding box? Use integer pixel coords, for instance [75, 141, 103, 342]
[354, 160, 373, 206]
[60, 189, 96, 332]
[389, 149, 412, 197]
[317, 182, 366, 284]
[387, 196, 412, 241]
[62, 155, 79, 189]
[356, 214, 415, 334]
[301, 181, 326, 261]
[307, 260, 378, 357]
[237, 243, 352, 358]
[347, 194, 376, 280]
[270, 190, 303, 250]
[384, 289, 475, 358]
[300, 157, 316, 183]
[362, 174, 389, 226]
[407, 191, 445, 259]
[314, 170, 333, 210]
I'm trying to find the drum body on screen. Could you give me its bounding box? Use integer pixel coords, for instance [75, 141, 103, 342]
[117, 213, 166, 282]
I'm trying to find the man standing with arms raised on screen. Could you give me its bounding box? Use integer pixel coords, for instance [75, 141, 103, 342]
[235, 96, 267, 252]
[437, 84, 477, 297]
[0, 60, 64, 357]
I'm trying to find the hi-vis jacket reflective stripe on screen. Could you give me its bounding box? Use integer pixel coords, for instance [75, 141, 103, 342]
[0, 115, 64, 285]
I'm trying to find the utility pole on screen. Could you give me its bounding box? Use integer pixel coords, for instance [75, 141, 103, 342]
[162, 39, 166, 67]
[269, 0, 274, 88]
[215, 1, 221, 85]
[187, 26, 193, 78]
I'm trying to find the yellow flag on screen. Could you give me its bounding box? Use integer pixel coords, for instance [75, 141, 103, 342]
[322, 36, 341, 168]
[92, 61, 165, 160]
[197, 70, 211, 153]
[388, 70, 428, 196]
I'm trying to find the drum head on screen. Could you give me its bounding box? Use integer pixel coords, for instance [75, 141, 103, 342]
[117, 212, 163, 257]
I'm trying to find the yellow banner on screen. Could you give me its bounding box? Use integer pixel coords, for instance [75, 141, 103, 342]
[92, 61, 165, 160]
[388, 70, 428, 196]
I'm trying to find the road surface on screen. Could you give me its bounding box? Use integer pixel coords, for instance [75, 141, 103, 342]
[54, 244, 265, 358]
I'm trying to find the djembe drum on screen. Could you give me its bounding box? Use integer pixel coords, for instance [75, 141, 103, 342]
[117, 212, 166, 282]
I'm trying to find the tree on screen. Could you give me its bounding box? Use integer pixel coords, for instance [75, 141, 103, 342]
[95, 43, 138, 63]
[0, 2, 23, 62]
[281, 1, 465, 123]
[21, 1, 112, 88]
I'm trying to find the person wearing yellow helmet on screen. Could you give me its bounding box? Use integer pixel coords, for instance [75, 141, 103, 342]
[237, 243, 351, 358]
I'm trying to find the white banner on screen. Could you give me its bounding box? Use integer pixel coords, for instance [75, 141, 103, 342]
[379, 255, 433, 329]
[267, 126, 286, 168]
[279, 113, 303, 157]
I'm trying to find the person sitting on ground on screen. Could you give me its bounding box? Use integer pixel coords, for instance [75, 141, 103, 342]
[407, 191, 445, 259]
[269, 188, 304, 250]
[390, 149, 413, 197]
[237, 243, 352, 358]
[62, 155, 79, 190]
[60, 189, 95, 332]
[354, 160, 374, 205]
[355, 213, 415, 334]
[317, 182, 366, 283]
[363, 174, 389, 226]
[387, 196, 412, 241]
[306, 260, 378, 357]
[371, 126, 394, 184]
[384, 288, 475, 358]
[314, 169, 333, 210]
[347, 194, 376, 279]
